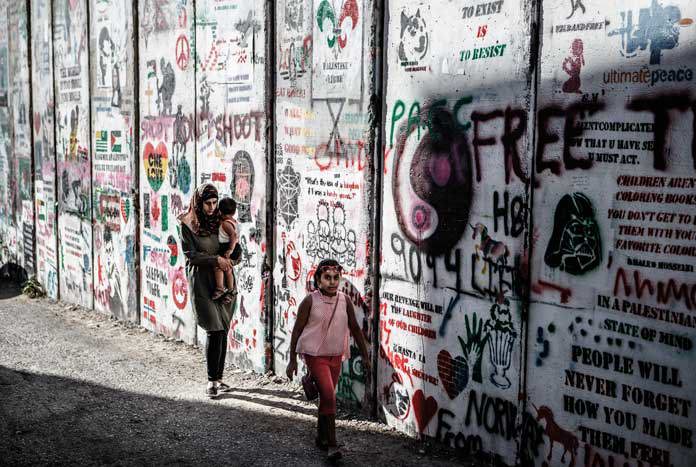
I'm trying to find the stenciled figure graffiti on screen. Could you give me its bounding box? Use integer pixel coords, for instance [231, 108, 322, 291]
[102, 226, 124, 316]
[561, 38, 584, 93]
[544, 192, 601, 275]
[98, 28, 113, 88]
[158, 58, 175, 115]
[199, 76, 212, 117]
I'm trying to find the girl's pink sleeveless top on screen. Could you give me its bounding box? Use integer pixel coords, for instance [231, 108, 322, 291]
[296, 291, 350, 359]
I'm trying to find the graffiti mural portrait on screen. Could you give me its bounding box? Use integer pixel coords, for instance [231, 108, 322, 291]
[544, 192, 601, 275]
[230, 150, 254, 223]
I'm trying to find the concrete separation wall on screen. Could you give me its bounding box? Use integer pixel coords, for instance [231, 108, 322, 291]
[138, 0, 197, 343]
[273, 0, 379, 409]
[0, 0, 9, 266]
[90, 0, 138, 321]
[194, 0, 270, 373]
[1, 1, 695, 465]
[32, 0, 59, 299]
[0, 0, 33, 276]
[377, 0, 535, 462]
[54, 0, 93, 308]
[7, 1, 34, 277]
[526, 1, 696, 466]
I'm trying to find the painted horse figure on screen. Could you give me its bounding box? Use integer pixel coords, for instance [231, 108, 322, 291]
[471, 223, 509, 274]
[534, 404, 578, 466]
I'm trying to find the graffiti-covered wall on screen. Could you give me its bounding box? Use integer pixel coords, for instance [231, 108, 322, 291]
[54, 0, 93, 307]
[7, 0, 34, 276]
[526, 1, 696, 466]
[0, 0, 33, 273]
[194, 0, 270, 372]
[32, 0, 59, 299]
[377, 0, 535, 462]
[0, 1, 695, 465]
[90, 0, 137, 321]
[138, 0, 197, 342]
[273, 0, 379, 408]
[0, 0, 15, 265]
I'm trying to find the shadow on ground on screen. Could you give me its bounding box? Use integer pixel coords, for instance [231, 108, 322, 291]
[0, 366, 467, 466]
[0, 281, 21, 300]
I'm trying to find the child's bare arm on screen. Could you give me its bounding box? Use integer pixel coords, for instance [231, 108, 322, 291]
[223, 220, 238, 251]
[217, 221, 235, 258]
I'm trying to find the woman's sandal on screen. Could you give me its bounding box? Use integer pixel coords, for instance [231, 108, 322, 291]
[211, 288, 227, 301]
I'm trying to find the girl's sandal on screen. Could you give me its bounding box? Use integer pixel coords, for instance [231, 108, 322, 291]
[315, 437, 328, 451]
[327, 446, 343, 462]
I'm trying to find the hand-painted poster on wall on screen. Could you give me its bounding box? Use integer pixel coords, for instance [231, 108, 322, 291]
[311, 0, 363, 99]
[32, 0, 59, 299]
[54, 0, 93, 308]
[139, 0, 196, 343]
[91, 0, 137, 322]
[195, 0, 268, 372]
[277, 0, 312, 98]
[378, 0, 535, 462]
[528, 1, 696, 466]
[195, 1, 258, 109]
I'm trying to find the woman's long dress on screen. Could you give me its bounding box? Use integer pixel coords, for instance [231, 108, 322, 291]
[181, 224, 235, 331]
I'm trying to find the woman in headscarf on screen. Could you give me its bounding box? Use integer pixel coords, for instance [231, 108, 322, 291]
[178, 183, 236, 398]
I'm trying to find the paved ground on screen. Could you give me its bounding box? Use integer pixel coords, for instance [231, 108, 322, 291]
[0, 283, 473, 466]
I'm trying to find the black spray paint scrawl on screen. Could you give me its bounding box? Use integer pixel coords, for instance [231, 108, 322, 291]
[544, 192, 601, 275]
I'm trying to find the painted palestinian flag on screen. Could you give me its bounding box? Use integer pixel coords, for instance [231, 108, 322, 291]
[110, 130, 123, 153]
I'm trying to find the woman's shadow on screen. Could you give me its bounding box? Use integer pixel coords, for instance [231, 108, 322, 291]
[216, 387, 318, 417]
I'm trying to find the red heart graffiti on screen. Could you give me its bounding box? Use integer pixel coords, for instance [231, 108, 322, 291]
[437, 350, 469, 400]
[411, 389, 437, 433]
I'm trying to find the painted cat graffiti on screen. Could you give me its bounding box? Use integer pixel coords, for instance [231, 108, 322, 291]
[398, 8, 429, 63]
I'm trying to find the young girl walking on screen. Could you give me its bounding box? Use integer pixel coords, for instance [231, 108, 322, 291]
[286, 259, 370, 462]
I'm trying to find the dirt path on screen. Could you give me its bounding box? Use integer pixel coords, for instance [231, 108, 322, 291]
[0, 287, 471, 466]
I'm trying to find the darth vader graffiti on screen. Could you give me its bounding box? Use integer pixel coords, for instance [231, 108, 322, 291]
[230, 150, 254, 223]
[544, 193, 601, 275]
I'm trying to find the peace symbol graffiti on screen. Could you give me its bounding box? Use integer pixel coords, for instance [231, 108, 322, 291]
[175, 35, 190, 71]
